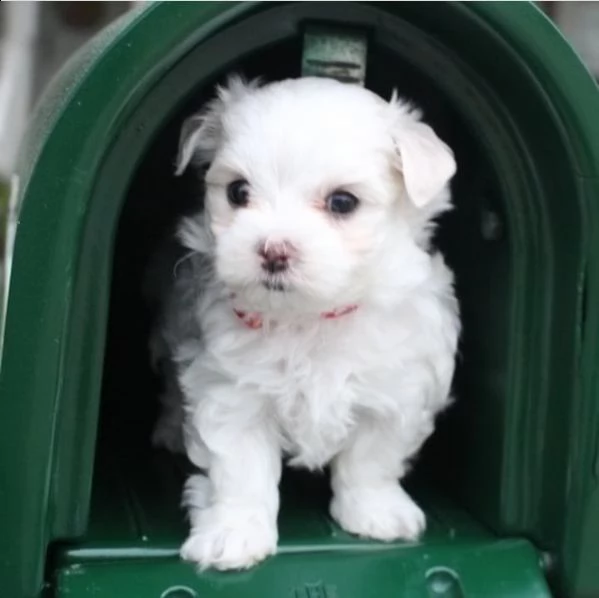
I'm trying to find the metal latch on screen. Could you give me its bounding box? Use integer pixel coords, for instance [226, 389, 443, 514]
[301, 25, 368, 86]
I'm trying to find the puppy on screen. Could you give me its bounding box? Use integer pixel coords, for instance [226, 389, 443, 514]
[150, 76, 460, 571]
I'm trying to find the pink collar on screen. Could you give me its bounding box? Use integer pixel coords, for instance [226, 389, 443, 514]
[233, 305, 358, 330]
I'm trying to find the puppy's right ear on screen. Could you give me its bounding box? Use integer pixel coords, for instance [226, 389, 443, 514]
[175, 75, 260, 176]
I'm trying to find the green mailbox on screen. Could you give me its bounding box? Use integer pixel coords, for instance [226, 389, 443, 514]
[1, 3, 599, 597]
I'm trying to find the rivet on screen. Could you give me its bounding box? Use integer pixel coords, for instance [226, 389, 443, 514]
[426, 567, 464, 597]
[160, 587, 197, 598]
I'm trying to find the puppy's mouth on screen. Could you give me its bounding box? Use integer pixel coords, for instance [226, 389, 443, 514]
[262, 279, 288, 292]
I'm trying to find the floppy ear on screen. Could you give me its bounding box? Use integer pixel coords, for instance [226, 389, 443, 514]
[391, 105, 456, 208]
[175, 114, 214, 176]
[175, 75, 260, 176]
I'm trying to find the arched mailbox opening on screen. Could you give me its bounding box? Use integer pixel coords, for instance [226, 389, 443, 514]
[93, 0, 578, 573]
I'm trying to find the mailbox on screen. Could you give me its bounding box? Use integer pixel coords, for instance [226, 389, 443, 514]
[1, 3, 599, 597]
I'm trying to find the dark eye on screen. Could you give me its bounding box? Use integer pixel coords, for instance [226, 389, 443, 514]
[227, 179, 250, 208]
[325, 190, 360, 215]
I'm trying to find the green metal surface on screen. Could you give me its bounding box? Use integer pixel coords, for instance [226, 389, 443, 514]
[57, 449, 494, 564]
[55, 542, 548, 598]
[52, 448, 550, 598]
[0, 2, 598, 597]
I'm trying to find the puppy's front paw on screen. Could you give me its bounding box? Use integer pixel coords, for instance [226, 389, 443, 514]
[330, 485, 425, 542]
[181, 504, 277, 571]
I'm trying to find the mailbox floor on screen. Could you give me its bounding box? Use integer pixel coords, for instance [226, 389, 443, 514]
[51, 445, 552, 597]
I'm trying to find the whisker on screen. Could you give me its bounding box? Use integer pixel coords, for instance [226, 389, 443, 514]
[172, 251, 196, 279]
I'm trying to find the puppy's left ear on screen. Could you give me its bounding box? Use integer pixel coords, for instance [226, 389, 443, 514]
[390, 101, 456, 208]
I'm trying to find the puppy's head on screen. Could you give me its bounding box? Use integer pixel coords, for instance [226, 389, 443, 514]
[176, 77, 455, 313]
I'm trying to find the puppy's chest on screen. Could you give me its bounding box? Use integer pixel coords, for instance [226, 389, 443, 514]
[274, 351, 357, 467]
[208, 314, 403, 466]
[235, 326, 367, 467]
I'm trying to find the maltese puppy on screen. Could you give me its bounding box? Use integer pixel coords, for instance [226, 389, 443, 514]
[149, 76, 460, 571]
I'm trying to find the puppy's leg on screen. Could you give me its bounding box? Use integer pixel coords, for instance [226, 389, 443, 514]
[180, 386, 281, 570]
[330, 413, 431, 542]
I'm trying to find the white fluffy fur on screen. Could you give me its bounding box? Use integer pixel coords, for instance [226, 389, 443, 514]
[150, 77, 460, 571]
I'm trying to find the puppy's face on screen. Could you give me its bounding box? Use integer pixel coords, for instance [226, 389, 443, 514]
[177, 78, 455, 312]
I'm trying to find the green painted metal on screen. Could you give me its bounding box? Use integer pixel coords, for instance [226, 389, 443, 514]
[0, 2, 598, 597]
[53, 450, 551, 597]
[54, 541, 548, 598]
[54, 450, 496, 565]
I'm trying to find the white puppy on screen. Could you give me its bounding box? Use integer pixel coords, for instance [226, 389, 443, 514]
[150, 76, 460, 571]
